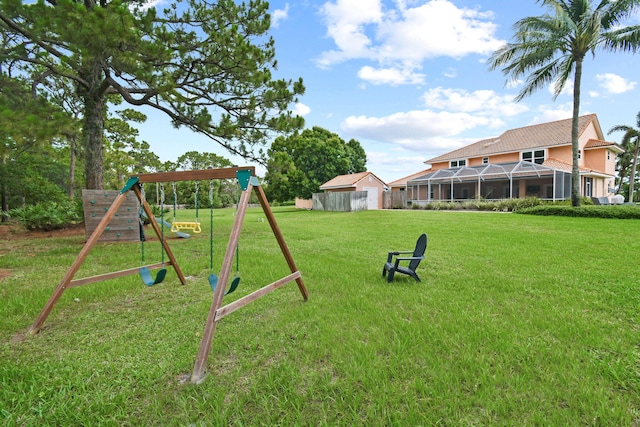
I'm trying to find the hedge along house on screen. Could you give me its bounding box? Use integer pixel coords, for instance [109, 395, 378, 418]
[318, 171, 388, 210]
[407, 114, 622, 205]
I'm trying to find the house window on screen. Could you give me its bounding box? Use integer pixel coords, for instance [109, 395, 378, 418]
[578, 150, 582, 160]
[522, 150, 545, 164]
[482, 157, 489, 164]
[450, 159, 466, 167]
[607, 151, 611, 160]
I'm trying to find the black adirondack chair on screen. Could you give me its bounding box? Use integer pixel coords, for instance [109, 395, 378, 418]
[382, 233, 428, 283]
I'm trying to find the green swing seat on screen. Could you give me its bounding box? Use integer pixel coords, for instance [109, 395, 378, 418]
[209, 275, 240, 295]
[139, 266, 167, 287]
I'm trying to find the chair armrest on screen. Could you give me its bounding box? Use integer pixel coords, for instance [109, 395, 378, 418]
[387, 250, 414, 263]
[394, 255, 424, 268]
[395, 255, 424, 262]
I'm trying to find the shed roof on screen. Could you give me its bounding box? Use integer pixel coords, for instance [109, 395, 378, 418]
[320, 171, 387, 190]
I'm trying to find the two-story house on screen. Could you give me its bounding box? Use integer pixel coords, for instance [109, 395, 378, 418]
[407, 114, 622, 204]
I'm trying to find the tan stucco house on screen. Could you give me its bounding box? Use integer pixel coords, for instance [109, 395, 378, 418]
[407, 114, 622, 204]
[319, 171, 388, 210]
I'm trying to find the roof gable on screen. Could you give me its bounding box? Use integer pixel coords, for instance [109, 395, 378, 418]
[426, 114, 602, 164]
[319, 171, 387, 189]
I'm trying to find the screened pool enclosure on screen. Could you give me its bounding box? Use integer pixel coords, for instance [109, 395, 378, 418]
[406, 161, 572, 205]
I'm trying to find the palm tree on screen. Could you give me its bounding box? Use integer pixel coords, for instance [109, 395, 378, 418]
[609, 112, 640, 202]
[488, 0, 640, 207]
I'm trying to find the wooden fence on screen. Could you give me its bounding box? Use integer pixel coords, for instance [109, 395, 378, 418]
[383, 190, 407, 209]
[312, 191, 368, 212]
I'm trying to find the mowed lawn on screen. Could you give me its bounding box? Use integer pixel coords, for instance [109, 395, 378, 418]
[1, 207, 639, 426]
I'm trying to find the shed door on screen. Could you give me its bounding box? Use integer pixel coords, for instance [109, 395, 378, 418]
[363, 187, 378, 210]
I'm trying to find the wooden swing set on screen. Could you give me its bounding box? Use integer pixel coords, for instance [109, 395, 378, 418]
[29, 166, 309, 384]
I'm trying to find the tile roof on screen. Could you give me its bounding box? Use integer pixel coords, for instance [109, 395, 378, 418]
[426, 114, 600, 164]
[387, 168, 432, 187]
[319, 171, 387, 189]
[584, 138, 623, 152]
[543, 157, 614, 175]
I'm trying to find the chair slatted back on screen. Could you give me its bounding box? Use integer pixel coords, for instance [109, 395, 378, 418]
[409, 233, 428, 271]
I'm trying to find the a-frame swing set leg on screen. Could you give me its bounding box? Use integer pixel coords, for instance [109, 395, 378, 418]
[190, 173, 308, 384]
[29, 177, 187, 335]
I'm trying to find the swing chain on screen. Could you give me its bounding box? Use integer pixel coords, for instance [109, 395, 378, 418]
[194, 181, 199, 222]
[172, 182, 177, 222]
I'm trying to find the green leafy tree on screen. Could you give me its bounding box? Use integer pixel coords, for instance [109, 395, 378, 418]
[0, 74, 72, 219]
[265, 127, 367, 201]
[0, 0, 305, 190]
[161, 151, 236, 209]
[38, 72, 85, 199]
[488, 0, 640, 207]
[104, 108, 159, 189]
[609, 112, 640, 202]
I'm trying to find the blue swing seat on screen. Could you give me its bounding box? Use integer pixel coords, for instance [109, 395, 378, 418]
[139, 266, 167, 287]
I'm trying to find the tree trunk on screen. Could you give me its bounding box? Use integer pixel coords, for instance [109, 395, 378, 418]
[571, 59, 583, 207]
[79, 57, 106, 190]
[1, 155, 7, 223]
[68, 133, 77, 198]
[83, 95, 105, 190]
[629, 144, 640, 202]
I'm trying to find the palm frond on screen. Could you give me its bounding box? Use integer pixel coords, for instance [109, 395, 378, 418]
[600, 25, 640, 52]
[515, 58, 565, 101]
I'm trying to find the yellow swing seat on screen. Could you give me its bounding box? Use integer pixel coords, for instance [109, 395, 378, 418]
[171, 221, 202, 234]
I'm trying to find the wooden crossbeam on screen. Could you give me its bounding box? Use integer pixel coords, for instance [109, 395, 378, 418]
[133, 166, 255, 183]
[214, 271, 301, 322]
[67, 263, 169, 288]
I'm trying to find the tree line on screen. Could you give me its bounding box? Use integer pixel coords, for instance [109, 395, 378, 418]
[2, 0, 640, 225]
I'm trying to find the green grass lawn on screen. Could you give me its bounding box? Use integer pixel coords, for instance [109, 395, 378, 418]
[1, 207, 639, 426]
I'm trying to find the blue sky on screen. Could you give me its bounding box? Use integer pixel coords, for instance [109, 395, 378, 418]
[136, 0, 640, 184]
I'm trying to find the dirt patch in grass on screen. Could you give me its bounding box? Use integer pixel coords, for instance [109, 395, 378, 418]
[0, 222, 85, 240]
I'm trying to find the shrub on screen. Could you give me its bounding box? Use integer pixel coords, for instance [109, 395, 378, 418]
[8, 200, 83, 231]
[516, 204, 640, 219]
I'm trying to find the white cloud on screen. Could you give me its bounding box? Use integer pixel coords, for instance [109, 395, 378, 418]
[317, 0, 504, 83]
[337, 84, 539, 154]
[366, 151, 430, 179]
[422, 87, 528, 118]
[528, 105, 574, 125]
[271, 4, 290, 29]
[443, 68, 457, 78]
[506, 78, 523, 89]
[548, 79, 573, 97]
[316, 0, 384, 68]
[341, 109, 494, 152]
[293, 102, 311, 116]
[595, 73, 637, 94]
[357, 65, 425, 85]
[130, 0, 164, 12]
